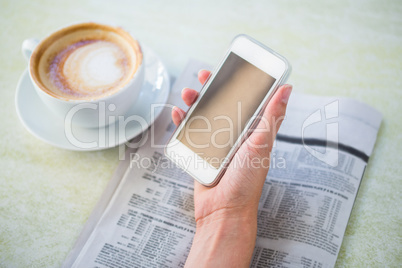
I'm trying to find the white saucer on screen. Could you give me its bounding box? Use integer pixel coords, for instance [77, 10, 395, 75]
[15, 46, 170, 151]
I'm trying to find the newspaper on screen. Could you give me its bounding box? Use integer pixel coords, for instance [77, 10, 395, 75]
[64, 60, 382, 268]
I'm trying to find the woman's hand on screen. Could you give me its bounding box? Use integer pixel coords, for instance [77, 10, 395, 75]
[172, 70, 292, 267]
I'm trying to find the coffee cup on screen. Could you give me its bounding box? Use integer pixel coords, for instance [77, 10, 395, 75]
[22, 22, 145, 128]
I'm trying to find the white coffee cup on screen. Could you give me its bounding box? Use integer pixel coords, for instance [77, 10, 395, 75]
[22, 22, 145, 128]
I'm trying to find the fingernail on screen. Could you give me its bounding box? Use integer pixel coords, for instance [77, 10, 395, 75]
[181, 88, 186, 94]
[281, 85, 292, 104]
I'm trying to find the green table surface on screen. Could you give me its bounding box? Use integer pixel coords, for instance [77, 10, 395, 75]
[0, 0, 401, 267]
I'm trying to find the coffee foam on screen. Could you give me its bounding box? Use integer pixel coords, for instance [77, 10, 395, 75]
[32, 24, 142, 101]
[49, 39, 134, 97]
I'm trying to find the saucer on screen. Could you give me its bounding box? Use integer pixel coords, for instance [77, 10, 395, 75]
[15, 45, 170, 151]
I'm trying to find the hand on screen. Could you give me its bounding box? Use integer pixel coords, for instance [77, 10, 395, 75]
[172, 70, 292, 267]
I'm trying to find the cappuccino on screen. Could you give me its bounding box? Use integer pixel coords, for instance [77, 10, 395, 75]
[30, 23, 142, 101]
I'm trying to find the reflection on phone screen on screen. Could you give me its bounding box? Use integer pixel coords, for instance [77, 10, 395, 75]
[178, 52, 276, 168]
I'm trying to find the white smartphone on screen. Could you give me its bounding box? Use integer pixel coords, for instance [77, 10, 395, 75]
[165, 34, 291, 186]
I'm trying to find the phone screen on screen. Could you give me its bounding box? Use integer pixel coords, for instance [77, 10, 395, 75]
[178, 52, 276, 169]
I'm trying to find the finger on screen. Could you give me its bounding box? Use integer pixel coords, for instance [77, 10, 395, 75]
[171, 106, 186, 126]
[198, 69, 211, 85]
[182, 88, 199, 106]
[265, 84, 292, 123]
[245, 84, 292, 153]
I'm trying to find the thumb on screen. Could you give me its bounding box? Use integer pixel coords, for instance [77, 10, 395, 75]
[245, 84, 292, 156]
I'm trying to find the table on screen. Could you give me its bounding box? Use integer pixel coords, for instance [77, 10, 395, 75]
[0, 0, 400, 266]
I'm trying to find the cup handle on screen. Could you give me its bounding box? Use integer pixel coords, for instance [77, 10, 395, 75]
[22, 38, 39, 61]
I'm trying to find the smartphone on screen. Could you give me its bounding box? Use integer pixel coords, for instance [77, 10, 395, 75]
[165, 34, 291, 186]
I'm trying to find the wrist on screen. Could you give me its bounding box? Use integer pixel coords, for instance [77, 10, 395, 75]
[195, 205, 257, 230]
[186, 207, 258, 267]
